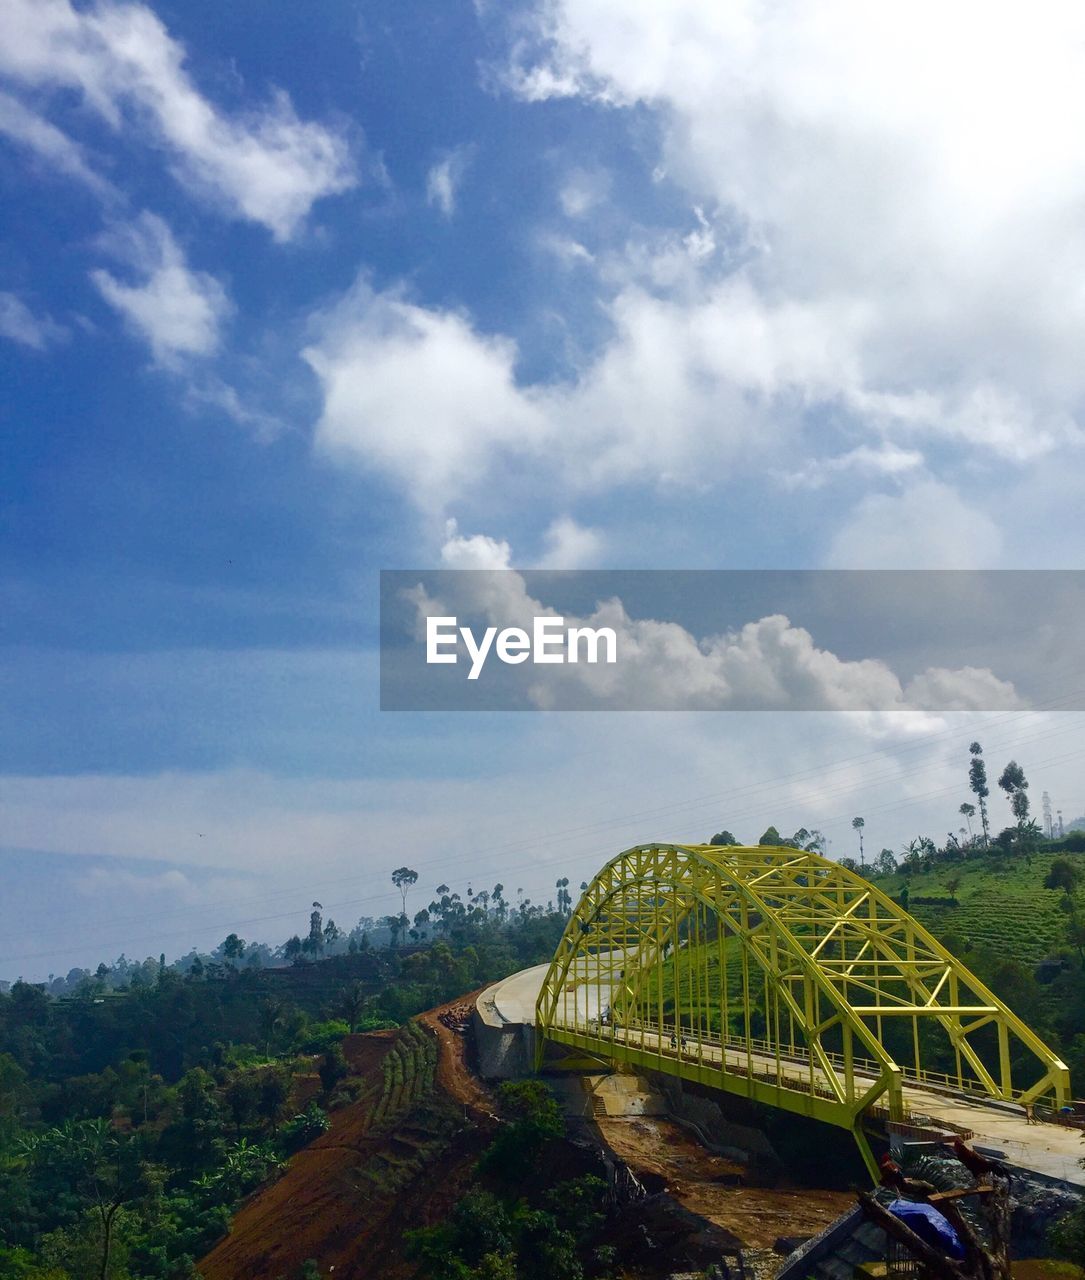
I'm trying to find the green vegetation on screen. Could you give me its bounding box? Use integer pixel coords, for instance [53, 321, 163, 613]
[0, 874, 574, 1278]
[875, 848, 1085, 964]
[406, 1082, 612, 1280]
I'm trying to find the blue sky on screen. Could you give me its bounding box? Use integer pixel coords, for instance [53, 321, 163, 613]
[3, 1, 1085, 979]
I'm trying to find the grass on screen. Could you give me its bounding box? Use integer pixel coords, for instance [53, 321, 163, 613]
[874, 848, 1085, 966]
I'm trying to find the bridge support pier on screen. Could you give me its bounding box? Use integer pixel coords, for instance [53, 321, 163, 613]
[852, 1124, 879, 1184]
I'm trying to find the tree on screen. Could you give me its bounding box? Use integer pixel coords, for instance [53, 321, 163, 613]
[392, 867, 419, 917]
[383, 914, 403, 948]
[758, 825, 783, 846]
[221, 934, 245, 967]
[709, 830, 739, 846]
[1067, 918, 1085, 969]
[968, 742, 991, 849]
[225, 1074, 261, 1137]
[339, 981, 368, 1032]
[959, 803, 976, 842]
[19, 1119, 154, 1280]
[852, 816, 865, 869]
[791, 828, 826, 853]
[873, 848, 898, 877]
[998, 760, 1030, 822]
[555, 878, 572, 915]
[1045, 857, 1081, 901]
[307, 903, 324, 954]
[318, 1047, 348, 1097]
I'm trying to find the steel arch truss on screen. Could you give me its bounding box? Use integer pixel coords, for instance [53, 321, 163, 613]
[535, 844, 1069, 1173]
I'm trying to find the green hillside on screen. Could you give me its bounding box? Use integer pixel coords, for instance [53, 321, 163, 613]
[875, 848, 1085, 965]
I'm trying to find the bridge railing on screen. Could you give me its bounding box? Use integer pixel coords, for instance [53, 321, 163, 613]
[553, 1012, 1048, 1112]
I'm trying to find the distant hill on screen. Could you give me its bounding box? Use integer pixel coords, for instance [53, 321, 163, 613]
[875, 848, 1085, 965]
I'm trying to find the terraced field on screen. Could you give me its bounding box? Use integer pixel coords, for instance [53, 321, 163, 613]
[878, 849, 1085, 965]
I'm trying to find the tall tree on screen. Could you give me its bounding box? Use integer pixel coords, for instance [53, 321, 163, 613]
[968, 742, 991, 849]
[959, 802, 975, 842]
[555, 877, 572, 915]
[998, 760, 1030, 822]
[392, 867, 419, 917]
[308, 903, 324, 953]
[852, 816, 865, 868]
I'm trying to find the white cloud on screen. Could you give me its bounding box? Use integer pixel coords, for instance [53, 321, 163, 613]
[558, 166, 610, 217]
[90, 212, 230, 364]
[426, 146, 472, 217]
[439, 516, 603, 569]
[305, 280, 546, 505]
[440, 518, 513, 570]
[0, 0, 355, 238]
[9, 696, 1075, 978]
[0, 89, 117, 198]
[538, 233, 595, 268]
[409, 549, 1022, 711]
[824, 479, 1004, 569]
[537, 516, 604, 568]
[184, 377, 285, 443]
[778, 444, 925, 491]
[484, 2, 1085, 482]
[0, 291, 67, 350]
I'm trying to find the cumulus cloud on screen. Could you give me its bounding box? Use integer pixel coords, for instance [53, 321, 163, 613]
[440, 519, 513, 570]
[90, 212, 230, 364]
[537, 516, 605, 568]
[307, 230, 1074, 523]
[438, 516, 603, 569]
[409, 539, 1023, 711]
[824, 479, 1004, 569]
[470, 2, 1085, 504]
[304, 280, 545, 504]
[0, 291, 67, 350]
[304, 270, 844, 507]
[184, 377, 285, 443]
[0, 0, 355, 238]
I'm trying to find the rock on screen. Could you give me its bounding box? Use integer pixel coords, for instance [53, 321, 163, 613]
[774, 1234, 813, 1255]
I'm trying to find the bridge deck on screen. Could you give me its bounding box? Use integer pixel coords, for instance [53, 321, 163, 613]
[482, 965, 1085, 1187]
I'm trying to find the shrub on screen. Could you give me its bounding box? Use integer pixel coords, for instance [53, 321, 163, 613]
[278, 1102, 330, 1154]
[296, 1020, 350, 1054]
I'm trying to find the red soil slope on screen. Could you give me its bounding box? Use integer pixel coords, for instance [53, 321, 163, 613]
[198, 996, 493, 1280]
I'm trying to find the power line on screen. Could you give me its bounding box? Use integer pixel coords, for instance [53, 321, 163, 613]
[5, 696, 1083, 970]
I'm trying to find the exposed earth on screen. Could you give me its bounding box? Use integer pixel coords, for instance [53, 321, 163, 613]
[198, 991, 858, 1278]
[595, 1114, 852, 1251]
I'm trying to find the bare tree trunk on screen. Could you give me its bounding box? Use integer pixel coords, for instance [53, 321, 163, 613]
[857, 1192, 967, 1280]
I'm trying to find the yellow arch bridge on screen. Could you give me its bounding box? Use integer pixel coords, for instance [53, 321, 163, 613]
[534, 844, 1071, 1178]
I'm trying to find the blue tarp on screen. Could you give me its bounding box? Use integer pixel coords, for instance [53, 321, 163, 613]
[886, 1199, 966, 1260]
